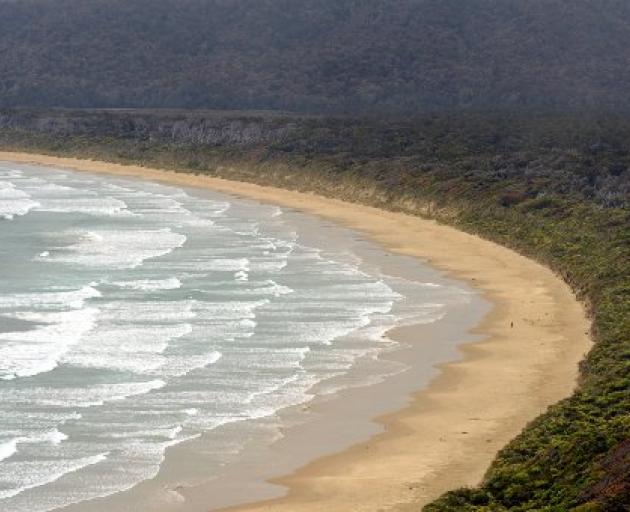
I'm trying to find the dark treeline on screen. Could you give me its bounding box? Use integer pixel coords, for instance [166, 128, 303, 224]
[2, 108, 629, 209]
[1, 0, 630, 113]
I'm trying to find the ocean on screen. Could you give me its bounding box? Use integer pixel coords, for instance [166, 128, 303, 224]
[0, 162, 482, 512]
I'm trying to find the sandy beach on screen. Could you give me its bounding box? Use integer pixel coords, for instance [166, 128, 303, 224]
[0, 151, 593, 511]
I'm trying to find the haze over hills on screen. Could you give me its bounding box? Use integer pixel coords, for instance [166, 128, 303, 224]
[1, 0, 630, 112]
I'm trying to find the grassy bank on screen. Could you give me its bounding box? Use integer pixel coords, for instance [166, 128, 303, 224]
[0, 111, 628, 511]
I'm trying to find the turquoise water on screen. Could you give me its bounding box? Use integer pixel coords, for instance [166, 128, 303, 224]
[0, 163, 472, 512]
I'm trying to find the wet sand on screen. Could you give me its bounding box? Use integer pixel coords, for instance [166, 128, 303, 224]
[0, 152, 593, 511]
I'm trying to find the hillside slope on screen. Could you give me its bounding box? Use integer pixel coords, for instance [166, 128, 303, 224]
[1, 0, 630, 112]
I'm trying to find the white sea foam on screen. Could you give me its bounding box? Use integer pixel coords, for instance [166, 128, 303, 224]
[227, 280, 294, 297]
[0, 167, 23, 177]
[0, 430, 69, 464]
[159, 350, 222, 378]
[61, 298, 198, 374]
[206, 258, 250, 272]
[65, 324, 193, 374]
[16, 429, 69, 446]
[28, 182, 131, 216]
[44, 229, 187, 268]
[2, 380, 167, 408]
[36, 196, 132, 217]
[0, 285, 101, 310]
[2, 177, 134, 218]
[108, 277, 182, 291]
[0, 439, 18, 461]
[35, 429, 68, 445]
[99, 185, 228, 226]
[234, 270, 249, 281]
[97, 300, 196, 322]
[101, 424, 184, 441]
[0, 307, 99, 380]
[0, 182, 40, 220]
[0, 452, 109, 500]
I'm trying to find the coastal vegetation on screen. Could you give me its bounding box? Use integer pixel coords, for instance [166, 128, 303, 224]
[0, 109, 629, 510]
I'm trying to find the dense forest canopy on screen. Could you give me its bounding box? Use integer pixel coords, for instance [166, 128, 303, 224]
[1, 0, 630, 112]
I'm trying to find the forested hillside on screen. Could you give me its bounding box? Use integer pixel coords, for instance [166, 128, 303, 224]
[1, 0, 630, 112]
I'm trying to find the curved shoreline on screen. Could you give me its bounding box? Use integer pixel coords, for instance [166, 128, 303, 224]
[0, 151, 592, 510]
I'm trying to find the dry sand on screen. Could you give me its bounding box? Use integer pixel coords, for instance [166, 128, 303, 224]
[0, 152, 593, 511]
